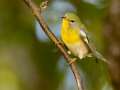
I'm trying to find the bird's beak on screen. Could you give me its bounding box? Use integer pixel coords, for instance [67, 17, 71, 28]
[61, 16, 66, 19]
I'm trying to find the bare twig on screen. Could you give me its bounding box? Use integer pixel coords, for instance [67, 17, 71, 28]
[22, 0, 84, 90]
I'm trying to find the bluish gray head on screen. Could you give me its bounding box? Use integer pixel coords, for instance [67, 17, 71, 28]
[64, 12, 80, 23]
[64, 12, 86, 29]
[61, 12, 86, 30]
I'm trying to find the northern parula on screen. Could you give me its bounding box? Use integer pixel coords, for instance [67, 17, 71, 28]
[61, 12, 109, 64]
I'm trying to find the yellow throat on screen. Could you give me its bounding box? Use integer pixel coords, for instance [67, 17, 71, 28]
[61, 17, 82, 44]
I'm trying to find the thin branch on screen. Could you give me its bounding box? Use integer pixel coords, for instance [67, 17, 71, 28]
[22, 0, 84, 90]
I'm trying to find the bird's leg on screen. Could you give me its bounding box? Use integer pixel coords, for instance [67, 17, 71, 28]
[69, 58, 77, 65]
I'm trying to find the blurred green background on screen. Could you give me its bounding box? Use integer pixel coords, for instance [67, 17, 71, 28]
[0, 0, 120, 90]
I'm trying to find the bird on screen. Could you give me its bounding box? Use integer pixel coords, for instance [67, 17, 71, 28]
[60, 12, 110, 64]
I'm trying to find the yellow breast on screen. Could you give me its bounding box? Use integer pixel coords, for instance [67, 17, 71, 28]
[61, 28, 82, 44]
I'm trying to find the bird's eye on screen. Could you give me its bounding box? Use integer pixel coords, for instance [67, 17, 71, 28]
[70, 20, 75, 23]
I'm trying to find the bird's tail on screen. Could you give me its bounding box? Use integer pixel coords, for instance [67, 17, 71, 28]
[92, 50, 111, 65]
[87, 42, 111, 65]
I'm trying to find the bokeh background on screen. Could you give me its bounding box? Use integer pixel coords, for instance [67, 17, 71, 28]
[0, 0, 120, 90]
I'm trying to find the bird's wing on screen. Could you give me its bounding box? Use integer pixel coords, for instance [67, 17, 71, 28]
[79, 28, 110, 64]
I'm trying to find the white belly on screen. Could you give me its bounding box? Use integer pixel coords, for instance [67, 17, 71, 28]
[66, 42, 88, 59]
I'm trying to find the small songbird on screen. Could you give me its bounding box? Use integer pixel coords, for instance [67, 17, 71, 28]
[60, 12, 109, 64]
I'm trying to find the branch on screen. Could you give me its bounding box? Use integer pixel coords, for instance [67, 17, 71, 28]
[22, 0, 84, 90]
